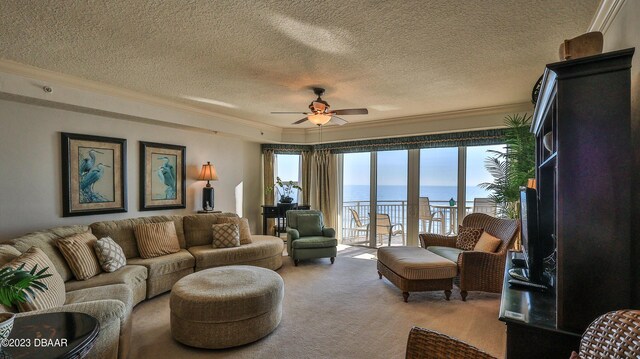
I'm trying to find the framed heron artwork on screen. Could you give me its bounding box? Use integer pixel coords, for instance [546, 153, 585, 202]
[61, 132, 127, 217]
[139, 141, 186, 211]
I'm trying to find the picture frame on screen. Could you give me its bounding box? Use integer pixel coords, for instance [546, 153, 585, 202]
[139, 141, 186, 211]
[61, 132, 127, 217]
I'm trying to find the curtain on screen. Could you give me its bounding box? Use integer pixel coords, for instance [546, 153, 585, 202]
[301, 151, 312, 206]
[310, 150, 338, 228]
[263, 149, 275, 205]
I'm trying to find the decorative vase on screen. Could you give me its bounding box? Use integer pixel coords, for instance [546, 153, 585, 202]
[0, 313, 15, 345]
[449, 198, 456, 206]
[543, 132, 553, 152]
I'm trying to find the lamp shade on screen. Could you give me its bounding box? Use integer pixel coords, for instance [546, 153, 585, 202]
[197, 161, 218, 182]
[307, 114, 332, 126]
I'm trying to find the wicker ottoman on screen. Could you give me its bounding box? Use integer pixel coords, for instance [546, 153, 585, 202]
[377, 247, 457, 302]
[170, 265, 284, 349]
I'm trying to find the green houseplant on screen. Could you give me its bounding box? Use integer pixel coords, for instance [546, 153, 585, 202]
[266, 177, 302, 203]
[0, 264, 51, 343]
[480, 113, 536, 219]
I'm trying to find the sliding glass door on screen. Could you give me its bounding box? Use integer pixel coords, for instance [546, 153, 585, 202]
[419, 148, 458, 235]
[376, 150, 408, 247]
[341, 152, 370, 245]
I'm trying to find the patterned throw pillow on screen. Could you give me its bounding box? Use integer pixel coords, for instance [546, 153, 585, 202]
[56, 231, 102, 280]
[217, 217, 252, 244]
[212, 223, 240, 248]
[2, 247, 66, 312]
[134, 221, 181, 259]
[455, 225, 484, 250]
[94, 237, 127, 272]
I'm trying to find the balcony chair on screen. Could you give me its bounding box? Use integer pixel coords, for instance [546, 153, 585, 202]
[375, 213, 405, 246]
[286, 210, 337, 266]
[348, 208, 369, 242]
[418, 197, 444, 234]
[405, 309, 640, 359]
[419, 213, 519, 301]
[472, 198, 497, 217]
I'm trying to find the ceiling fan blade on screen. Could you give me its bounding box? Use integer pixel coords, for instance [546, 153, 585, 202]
[329, 116, 348, 126]
[271, 111, 309, 115]
[331, 108, 368, 115]
[292, 117, 309, 125]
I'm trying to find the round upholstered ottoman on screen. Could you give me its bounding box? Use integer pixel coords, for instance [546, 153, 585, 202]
[170, 265, 284, 349]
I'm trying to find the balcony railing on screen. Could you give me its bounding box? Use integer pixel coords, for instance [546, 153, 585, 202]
[341, 200, 477, 245]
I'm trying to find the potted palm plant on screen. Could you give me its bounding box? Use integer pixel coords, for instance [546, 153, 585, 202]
[480, 113, 536, 219]
[0, 264, 51, 343]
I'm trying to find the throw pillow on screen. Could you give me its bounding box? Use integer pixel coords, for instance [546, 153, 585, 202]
[217, 217, 252, 244]
[474, 232, 502, 253]
[0, 245, 21, 266]
[455, 225, 484, 250]
[56, 231, 102, 280]
[134, 221, 181, 259]
[212, 223, 240, 248]
[94, 237, 127, 272]
[2, 247, 65, 312]
[297, 214, 323, 237]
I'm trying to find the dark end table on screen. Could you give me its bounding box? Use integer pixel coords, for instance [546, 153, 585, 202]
[1, 312, 100, 359]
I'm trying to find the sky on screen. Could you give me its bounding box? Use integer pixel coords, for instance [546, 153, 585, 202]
[276, 144, 505, 188]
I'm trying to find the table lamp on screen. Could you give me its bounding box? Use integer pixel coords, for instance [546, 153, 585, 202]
[197, 161, 218, 211]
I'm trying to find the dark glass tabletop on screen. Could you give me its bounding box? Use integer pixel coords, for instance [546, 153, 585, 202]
[0, 312, 99, 359]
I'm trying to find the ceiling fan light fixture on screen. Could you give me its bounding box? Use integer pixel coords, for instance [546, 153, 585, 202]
[307, 113, 332, 125]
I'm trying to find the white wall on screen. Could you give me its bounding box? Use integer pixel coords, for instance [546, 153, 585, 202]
[0, 98, 262, 239]
[600, 0, 640, 305]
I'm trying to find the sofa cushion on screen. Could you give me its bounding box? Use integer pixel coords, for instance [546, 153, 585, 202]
[291, 236, 337, 249]
[90, 216, 186, 259]
[212, 223, 240, 248]
[0, 245, 21, 266]
[182, 213, 238, 247]
[3, 247, 66, 312]
[9, 225, 89, 282]
[56, 231, 102, 280]
[65, 264, 148, 293]
[65, 283, 134, 318]
[217, 217, 252, 244]
[455, 225, 483, 250]
[128, 249, 195, 277]
[94, 237, 127, 273]
[297, 214, 323, 237]
[474, 232, 502, 253]
[426, 246, 463, 263]
[134, 222, 181, 259]
[188, 235, 283, 269]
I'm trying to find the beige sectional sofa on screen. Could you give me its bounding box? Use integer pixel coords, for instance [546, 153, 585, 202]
[0, 213, 284, 359]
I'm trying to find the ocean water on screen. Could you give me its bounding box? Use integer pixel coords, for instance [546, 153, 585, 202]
[343, 185, 492, 204]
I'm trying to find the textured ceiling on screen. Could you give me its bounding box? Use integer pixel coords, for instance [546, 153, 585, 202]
[0, 0, 598, 128]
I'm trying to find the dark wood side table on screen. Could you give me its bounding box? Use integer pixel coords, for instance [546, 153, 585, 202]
[1, 312, 100, 359]
[196, 210, 222, 214]
[261, 204, 311, 235]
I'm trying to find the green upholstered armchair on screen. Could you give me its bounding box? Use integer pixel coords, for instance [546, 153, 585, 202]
[286, 210, 337, 266]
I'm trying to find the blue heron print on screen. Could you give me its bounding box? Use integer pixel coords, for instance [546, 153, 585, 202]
[154, 155, 177, 200]
[79, 148, 113, 203]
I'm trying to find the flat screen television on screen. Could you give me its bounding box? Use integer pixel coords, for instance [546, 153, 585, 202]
[515, 186, 544, 284]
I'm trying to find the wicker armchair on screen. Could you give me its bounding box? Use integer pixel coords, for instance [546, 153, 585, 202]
[405, 327, 495, 359]
[405, 310, 640, 359]
[418, 213, 519, 301]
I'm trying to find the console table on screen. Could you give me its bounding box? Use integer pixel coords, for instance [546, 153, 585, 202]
[1, 312, 100, 359]
[261, 204, 310, 235]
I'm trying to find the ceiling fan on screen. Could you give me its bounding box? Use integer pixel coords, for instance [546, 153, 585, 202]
[271, 87, 368, 126]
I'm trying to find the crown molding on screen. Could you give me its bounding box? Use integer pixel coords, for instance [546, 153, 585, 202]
[0, 59, 281, 134]
[588, 0, 626, 33]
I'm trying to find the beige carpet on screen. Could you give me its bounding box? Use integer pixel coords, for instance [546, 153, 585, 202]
[130, 246, 506, 359]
